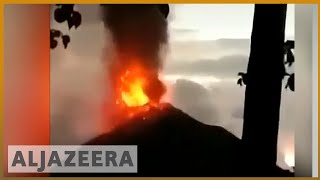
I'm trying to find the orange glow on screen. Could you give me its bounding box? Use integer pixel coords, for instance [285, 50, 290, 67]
[107, 64, 167, 126]
[120, 69, 149, 107]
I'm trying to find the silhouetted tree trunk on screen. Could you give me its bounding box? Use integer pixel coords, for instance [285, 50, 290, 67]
[242, 4, 287, 173]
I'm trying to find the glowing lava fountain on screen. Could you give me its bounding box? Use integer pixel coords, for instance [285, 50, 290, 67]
[101, 5, 169, 130]
[118, 69, 150, 107]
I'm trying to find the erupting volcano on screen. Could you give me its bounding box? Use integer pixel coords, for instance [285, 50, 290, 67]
[101, 4, 169, 124]
[116, 65, 165, 108]
[112, 63, 167, 121]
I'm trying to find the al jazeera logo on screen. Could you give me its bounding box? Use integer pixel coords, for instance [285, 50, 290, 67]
[8, 145, 137, 173]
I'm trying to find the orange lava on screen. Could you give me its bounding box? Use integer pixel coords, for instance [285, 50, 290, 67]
[119, 69, 149, 107]
[102, 63, 167, 132]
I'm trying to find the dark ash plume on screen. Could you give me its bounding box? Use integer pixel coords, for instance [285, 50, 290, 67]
[101, 4, 169, 103]
[101, 4, 168, 69]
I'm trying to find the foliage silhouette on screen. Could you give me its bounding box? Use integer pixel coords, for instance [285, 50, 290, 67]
[237, 39, 295, 92]
[237, 72, 247, 86]
[51, 5, 169, 50]
[285, 73, 294, 91]
[50, 4, 82, 49]
[50, 29, 60, 49]
[283, 40, 294, 91]
[284, 40, 294, 66]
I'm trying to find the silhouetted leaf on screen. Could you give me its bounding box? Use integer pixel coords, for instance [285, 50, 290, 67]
[50, 29, 61, 38]
[61, 4, 74, 14]
[288, 74, 294, 91]
[237, 78, 243, 86]
[284, 40, 294, 49]
[284, 40, 294, 56]
[238, 72, 245, 76]
[282, 71, 290, 79]
[50, 38, 58, 49]
[285, 49, 294, 66]
[50, 29, 60, 49]
[62, 35, 70, 49]
[54, 8, 69, 23]
[67, 16, 74, 29]
[71, 11, 82, 29]
[285, 73, 294, 91]
[51, 5, 82, 50]
[238, 72, 247, 85]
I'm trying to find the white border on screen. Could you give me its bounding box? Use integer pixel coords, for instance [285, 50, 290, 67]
[312, 4, 318, 178]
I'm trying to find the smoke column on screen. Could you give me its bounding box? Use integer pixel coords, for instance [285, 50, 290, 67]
[101, 5, 169, 104]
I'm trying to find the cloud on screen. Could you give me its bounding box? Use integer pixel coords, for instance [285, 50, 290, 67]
[171, 28, 197, 34]
[66, 23, 107, 57]
[169, 27, 198, 40]
[170, 78, 295, 170]
[164, 54, 248, 78]
[168, 39, 251, 63]
[169, 79, 220, 125]
[50, 53, 108, 145]
[74, 5, 103, 25]
[215, 38, 251, 50]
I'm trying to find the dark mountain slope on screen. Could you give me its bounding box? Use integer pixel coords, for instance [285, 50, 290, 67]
[51, 103, 293, 177]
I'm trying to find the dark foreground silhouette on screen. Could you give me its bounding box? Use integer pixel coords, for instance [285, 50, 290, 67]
[51, 103, 293, 177]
